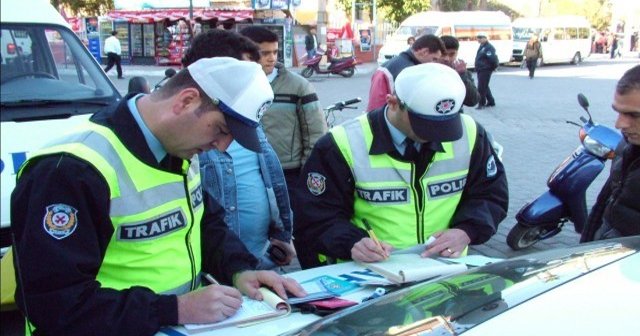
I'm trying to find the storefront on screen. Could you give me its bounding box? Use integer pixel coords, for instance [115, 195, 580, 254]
[105, 8, 253, 65]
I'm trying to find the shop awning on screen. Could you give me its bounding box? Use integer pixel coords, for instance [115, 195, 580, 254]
[106, 8, 253, 23]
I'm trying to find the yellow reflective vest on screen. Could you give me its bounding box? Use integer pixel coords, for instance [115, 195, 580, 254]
[330, 114, 477, 249]
[19, 122, 204, 295]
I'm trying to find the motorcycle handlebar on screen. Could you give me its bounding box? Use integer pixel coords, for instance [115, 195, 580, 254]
[326, 97, 362, 111]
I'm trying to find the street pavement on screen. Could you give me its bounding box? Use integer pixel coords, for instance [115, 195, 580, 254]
[106, 52, 640, 266]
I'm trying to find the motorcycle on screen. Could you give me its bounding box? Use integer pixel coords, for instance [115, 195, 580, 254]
[127, 68, 177, 95]
[506, 93, 622, 251]
[301, 46, 359, 79]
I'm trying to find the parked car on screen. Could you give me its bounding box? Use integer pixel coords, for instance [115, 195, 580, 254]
[286, 236, 640, 335]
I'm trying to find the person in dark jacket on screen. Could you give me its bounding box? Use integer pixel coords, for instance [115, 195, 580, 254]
[474, 32, 499, 109]
[581, 64, 640, 242]
[305, 27, 318, 59]
[295, 63, 508, 269]
[440, 35, 479, 109]
[10, 58, 305, 335]
[367, 34, 445, 111]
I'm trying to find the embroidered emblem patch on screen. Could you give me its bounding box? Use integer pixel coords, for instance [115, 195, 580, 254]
[43, 203, 78, 240]
[486, 155, 497, 178]
[307, 172, 326, 196]
[435, 99, 456, 114]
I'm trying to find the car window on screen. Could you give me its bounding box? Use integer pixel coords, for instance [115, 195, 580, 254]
[1, 23, 119, 121]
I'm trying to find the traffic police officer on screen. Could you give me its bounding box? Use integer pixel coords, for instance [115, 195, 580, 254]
[294, 63, 508, 269]
[11, 58, 305, 335]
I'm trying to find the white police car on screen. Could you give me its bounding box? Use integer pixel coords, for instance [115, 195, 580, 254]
[285, 236, 640, 336]
[0, 0, 121, 250]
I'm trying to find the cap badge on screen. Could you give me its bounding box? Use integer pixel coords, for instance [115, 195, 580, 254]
[435, 99, 456, 114]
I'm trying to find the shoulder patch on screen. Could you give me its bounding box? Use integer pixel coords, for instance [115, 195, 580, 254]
[307, 172, 326, 196]
[43, 204, 78, 240]
[486, 155, 497, 178]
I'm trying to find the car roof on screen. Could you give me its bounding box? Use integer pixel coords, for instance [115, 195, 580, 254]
[1, 0, 68, 26]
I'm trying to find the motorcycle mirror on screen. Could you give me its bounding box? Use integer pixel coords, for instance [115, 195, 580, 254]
[164, 68, 177, 78]
[577, 93, 593, 122]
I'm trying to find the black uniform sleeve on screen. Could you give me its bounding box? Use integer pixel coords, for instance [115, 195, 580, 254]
[450, 123, 509, 244]
[294, 134, 368, 262]
[11, 154, 177, 336]
[201, 194, 258, 284]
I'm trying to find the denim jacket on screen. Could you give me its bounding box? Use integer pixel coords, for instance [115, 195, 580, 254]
[199, 127, 293, 269]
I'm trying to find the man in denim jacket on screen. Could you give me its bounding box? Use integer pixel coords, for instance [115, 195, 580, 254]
[183, 30, 295, 270]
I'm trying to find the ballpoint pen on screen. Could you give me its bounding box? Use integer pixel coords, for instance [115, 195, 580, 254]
[362, 218, 387, 259]
[203, 273, 220, 285]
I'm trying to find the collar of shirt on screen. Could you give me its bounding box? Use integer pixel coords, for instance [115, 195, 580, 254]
[368, 106, 445, 156]
[127, 94, 167, 163]
[267, 67, 278, 83]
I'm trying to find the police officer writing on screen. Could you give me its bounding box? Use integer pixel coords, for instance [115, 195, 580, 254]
[294, 63, 508, 268]
[10, 57, 305, 335]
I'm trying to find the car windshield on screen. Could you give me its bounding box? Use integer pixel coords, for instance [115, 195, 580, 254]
[396, 25, 438, 37]
[513, 27, 543, 41]
[287, 238, 638, 336]
[1, 23, 119, 121]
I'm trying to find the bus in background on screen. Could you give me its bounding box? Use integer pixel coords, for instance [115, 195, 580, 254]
[511, 16, 592, 65]
[376, 11, 513, 69]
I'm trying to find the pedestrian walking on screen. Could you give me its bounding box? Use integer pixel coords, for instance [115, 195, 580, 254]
[103, 30, 124, 79]
[524, 34, 542, 79]
[474, 31, 499, 109]
[305, 27, 318, 59]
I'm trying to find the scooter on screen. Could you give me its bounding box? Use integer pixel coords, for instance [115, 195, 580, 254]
[127, 68, 177, 95]
[506, 93, 622, 251]
[301, 47, 359, 79]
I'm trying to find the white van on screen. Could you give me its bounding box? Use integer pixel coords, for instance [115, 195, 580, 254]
[0, 0, 121, 249]
[377, 11, 513, 68]
[511, 16, 592, 65]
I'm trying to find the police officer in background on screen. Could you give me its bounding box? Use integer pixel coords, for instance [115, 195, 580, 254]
[474, 31, 499, 109]
[10, 58, 305, 335]
[294, 63, 508, 268]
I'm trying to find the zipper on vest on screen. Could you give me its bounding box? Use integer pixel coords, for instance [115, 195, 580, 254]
[183, 174, 197, 291]
[414, 162, 430, 244]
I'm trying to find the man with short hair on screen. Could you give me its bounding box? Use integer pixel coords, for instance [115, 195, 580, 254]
[103, 30, 123, 79]
[184, 29, 296, 270]
[11, 57, 305, 334]
[440, 35, 479, 108]
[295, 63, 508, 268]
[474, 32, 499, 109]
[240, 26, 326, 269]
[581, 64, 640, 241]
[367, 34, 445, 111]
[305, 27, 318, 58]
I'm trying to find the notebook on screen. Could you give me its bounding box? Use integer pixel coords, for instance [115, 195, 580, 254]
[183, 287, 290, 334]
[358, 254, 468, 284]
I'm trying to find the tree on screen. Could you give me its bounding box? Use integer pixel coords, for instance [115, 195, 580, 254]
[51, 0, 114, 16]
[377, 0, 432, 24]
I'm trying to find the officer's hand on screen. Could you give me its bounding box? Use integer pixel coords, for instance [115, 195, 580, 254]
[421, 229, 471, 259]
[176, 284, 242, 324]
[233, 270, 307, 301]
[269, 238, 296, 266]
[351, 237, 393, 262]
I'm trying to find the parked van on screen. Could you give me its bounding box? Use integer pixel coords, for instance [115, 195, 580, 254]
[0, 0, 121, 249]
[511, 16, 592, 65]
[376, 11, 513, 68]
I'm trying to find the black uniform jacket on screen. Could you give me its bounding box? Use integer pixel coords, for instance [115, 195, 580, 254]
[10, 96, 257, 335]
[294, 108, 508, 264]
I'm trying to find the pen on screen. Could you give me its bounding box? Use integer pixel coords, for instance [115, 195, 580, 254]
[363, 218, 387, 259]
[203, 273, 220, 285]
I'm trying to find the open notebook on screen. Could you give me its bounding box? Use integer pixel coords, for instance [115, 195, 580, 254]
[359, 254, 468, 284]
[183, 288, 290, 334]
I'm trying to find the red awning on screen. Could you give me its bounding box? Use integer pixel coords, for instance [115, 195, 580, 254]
[106, 8, 253, 23]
